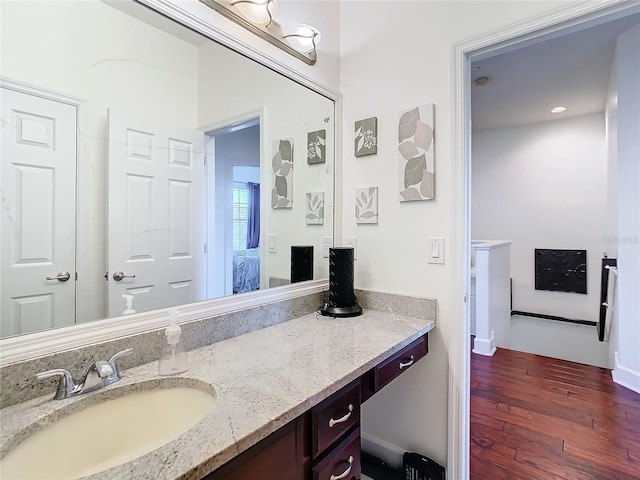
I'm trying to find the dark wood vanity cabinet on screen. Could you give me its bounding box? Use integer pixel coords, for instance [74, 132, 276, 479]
[204, 333, 428, 480]
[202, 416, 307, 480]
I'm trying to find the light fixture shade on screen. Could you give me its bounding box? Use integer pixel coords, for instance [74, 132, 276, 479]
[281, 23, 321, 54]
[231, 0, 277, 26]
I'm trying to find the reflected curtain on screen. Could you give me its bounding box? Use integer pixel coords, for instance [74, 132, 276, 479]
[246, 182, 260, 249]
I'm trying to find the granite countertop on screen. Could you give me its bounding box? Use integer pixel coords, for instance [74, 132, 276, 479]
[0, 309, 435, 480]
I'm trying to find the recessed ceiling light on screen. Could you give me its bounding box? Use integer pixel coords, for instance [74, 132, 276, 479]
[551, 106, 567, 114]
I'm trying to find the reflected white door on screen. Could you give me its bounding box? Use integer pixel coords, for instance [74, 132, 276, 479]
[107, 110, 205, 316]
[0, 88, 77, 337]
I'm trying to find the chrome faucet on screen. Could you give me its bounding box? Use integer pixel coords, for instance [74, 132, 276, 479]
[36, 348, 133, 400]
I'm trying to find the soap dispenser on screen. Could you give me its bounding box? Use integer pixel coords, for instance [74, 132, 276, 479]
[122, 294, 136, 315]
[158, 308, 188, 376]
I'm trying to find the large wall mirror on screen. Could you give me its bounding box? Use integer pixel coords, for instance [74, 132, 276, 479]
[0, 0, 334, 341]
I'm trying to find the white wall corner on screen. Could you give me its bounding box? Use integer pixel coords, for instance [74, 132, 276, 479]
[472, 330, 496, 356]
[361, 431, 406, 469]
[612, 351, 640, 395]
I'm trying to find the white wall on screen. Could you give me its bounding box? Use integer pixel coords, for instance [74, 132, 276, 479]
[612, 25, 640, 393]
[472, 114, 607, 322]
[1, 0, 199, 324]
[340, 0, 570, 468]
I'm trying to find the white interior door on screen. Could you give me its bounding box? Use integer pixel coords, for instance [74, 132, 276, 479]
[1, 87, 77, 337]
[107, 109, 205, 316]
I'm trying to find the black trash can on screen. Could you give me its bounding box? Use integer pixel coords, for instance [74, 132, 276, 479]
[403, 452, 445, 480]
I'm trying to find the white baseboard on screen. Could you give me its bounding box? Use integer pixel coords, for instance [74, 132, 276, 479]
[472, 330, 496, 356]
[361, 431, 405, 469]
[612, 351, 640, 395]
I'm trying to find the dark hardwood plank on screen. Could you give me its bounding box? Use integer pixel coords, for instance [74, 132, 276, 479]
[470, 412, 505, 431]
[471, 442, 563, 479]
[471, 421, 562, 457]
[470, 343, 640, 480]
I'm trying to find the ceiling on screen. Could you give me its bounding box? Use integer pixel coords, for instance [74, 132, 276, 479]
[471, 12, 640, 132]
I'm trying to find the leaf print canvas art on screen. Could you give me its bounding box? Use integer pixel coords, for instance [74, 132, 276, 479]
[307, 129, 326, 164]
[305, 192, 324, 225]
[398, 104, 435, 202]
[271, 138, 294, 209]
[354, 117, 377, 157]
[355, 187, 378, 224]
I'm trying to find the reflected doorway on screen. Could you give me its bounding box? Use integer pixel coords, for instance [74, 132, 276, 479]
[206, 120, 261, 298]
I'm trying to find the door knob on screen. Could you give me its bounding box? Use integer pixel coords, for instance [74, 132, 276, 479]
[112, 271, 136, 282]
[46, 272, 71, 282]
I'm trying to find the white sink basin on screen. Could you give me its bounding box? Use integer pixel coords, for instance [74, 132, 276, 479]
[0, 382, 216, 479]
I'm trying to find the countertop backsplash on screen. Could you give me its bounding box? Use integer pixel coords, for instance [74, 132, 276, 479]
[0, 289, 436, 408]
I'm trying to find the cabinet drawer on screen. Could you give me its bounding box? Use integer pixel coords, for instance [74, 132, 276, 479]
[312, 428, 361, 480]
[312, 380, 360, 457]
[374, 335, 427, 391]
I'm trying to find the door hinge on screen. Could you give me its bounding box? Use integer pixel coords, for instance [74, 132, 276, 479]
[204, 243, 207, 254]
[75, 272, 78, 281]
[464, 294, 468, 303]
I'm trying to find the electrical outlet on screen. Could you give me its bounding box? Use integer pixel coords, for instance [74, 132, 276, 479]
[268, 234, 277, 253]
[323, 236, 332, 258]
[345, 237, 357, 260]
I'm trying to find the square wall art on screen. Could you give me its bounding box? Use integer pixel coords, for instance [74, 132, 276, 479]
[271, 138, 293, 209]
[305, 192, 324, 225]
[355, 187, 378, 224]
[354, 117, 377, 157]
[398, 104, 435, 202]
[307, 129, 326, 164]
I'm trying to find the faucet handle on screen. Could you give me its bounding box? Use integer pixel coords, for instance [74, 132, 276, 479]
[108, 348, 133, 380]
[35, 369, 78, 400]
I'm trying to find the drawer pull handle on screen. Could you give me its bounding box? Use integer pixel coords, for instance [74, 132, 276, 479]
[330, 455, 354, 480]
[328, 404, 354, 428]
[399, 355, 414, 370]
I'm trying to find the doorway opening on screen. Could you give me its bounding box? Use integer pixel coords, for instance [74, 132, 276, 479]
[451, 3, 640, 478]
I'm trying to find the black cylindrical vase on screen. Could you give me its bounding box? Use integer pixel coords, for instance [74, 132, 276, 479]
[291, 246, 314, 283]
[320, 247, 362, 318]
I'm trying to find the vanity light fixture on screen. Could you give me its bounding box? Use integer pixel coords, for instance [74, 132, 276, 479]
[230, 0, 276, 26]
[550, 106, 567, 113]
[199, 0, 320, 65]
[281, 23, 321, 54]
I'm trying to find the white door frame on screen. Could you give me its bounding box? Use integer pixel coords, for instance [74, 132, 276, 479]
[450, 1, 640, 478]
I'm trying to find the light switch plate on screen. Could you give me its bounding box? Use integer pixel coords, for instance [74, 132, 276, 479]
[428, 237, 444, 264]
[268, 234, 277, 253]
[323, 236, 332, 258]
[345, 237, 357, 260]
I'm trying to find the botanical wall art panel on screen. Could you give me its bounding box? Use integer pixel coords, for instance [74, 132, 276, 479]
[305, 192, 324, 225]
[355, 117, 378, 157]
[307, 129, 326, 164]
[271, 138, 294, 209]
[398, 104, 435, 202]
[355, 187, 378, 224]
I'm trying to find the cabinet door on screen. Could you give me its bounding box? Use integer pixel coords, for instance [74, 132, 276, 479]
[203, 417, 304, 480]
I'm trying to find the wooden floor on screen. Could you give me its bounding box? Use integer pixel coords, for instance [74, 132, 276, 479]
[470, 345, 640, 479]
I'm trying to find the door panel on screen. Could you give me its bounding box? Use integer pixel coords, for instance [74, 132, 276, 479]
[1, 87, 77, 337]
[107, 110, 205, 316]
